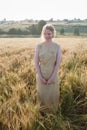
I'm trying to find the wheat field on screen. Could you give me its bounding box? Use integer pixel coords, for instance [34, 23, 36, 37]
[0, 37, 87, 130]
[0, 37, 87, 49]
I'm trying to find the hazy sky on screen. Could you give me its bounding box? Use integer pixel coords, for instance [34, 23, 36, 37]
[0, 0, 87, 20]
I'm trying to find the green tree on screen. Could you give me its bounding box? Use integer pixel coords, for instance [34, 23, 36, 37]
[60, 28, 64, 35]
[73, 28, 80, 36]
[27, 24, 38, 35]
[29, 24, 37, 34]
[37, 20, 46, 34]
[0, 29, 5, 34]
[8, 28, 23, 35]
[8, 28, 17, 34]
[26, 20, 46, 35]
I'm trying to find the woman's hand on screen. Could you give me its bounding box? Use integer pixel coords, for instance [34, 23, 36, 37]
[47, 76, 55, 84]
[40, 76, 47, 84]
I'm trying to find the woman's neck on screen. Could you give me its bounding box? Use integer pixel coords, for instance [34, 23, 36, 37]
[44, 40, 53, 44]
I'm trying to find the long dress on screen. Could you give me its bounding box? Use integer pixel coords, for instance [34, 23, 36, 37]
[36, 42, 60, 113]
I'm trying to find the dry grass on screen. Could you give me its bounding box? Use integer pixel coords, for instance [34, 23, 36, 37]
[0, 37, 87, 130]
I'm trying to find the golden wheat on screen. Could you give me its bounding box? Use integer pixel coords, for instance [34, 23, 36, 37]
[0, 38, 87, 130]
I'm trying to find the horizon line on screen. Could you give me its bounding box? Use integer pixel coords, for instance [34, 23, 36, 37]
[0, 18, 87, 21]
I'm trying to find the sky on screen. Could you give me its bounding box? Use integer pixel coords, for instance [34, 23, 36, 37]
[0, 0, 87, 20]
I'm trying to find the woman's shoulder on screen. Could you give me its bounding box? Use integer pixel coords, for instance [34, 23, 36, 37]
[53, 42, 60, 48]
[53, 42, 62, 53]
[35, 42, 43, 51]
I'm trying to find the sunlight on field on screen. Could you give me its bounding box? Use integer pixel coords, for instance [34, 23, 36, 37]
[0, 37, 87, 130]
[0, 37, 87, 53]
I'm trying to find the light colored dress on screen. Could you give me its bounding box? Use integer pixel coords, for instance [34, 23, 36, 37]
[36, 42, 60, 113]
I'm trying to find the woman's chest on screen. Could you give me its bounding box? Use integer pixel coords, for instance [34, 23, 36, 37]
[39, 45, 57, 61]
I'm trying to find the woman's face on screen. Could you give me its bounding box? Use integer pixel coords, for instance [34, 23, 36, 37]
[43, 29, 53, 41]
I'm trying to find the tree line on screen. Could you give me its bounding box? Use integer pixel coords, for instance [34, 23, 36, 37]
[60, 28, 80, 36]
[0, 20, 46, 36]
[0, 20, 80, 36]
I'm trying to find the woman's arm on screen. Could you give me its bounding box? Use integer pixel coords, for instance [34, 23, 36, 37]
[34, 44, 47, 83]
[47, 45, 62, 83]
[34, 44, 42, 78]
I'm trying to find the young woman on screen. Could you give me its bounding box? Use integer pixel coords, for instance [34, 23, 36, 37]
[34, 24, 62, 113]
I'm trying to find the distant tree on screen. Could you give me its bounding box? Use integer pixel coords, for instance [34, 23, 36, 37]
[37, 20, 46, 34]
[16, 29, 22, 34]
[0, 29, 5, 34]
[26, 20, 46, 35]
[27, 24, 38, 34]
[60, 28, 64, 35]
[73, 28, 80, 36]
[8, 28, 23, 35]
[8, 28, 17, 34]
[63, 19, 68, 22]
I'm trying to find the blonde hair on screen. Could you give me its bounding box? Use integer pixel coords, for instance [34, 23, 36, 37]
[41, 24, 56, 41]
